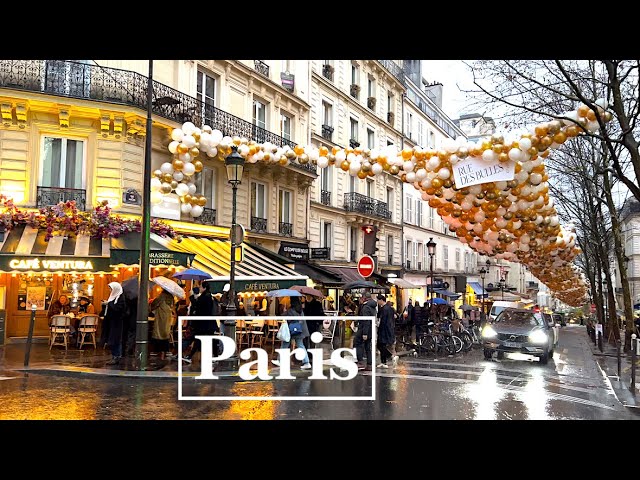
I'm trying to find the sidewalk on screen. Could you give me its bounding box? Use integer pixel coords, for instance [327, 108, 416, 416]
[587, 327, 640, 408]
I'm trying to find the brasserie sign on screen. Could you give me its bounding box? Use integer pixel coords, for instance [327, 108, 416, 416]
[1, 256, 112, 272]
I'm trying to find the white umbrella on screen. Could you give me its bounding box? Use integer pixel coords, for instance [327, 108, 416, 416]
[151, 276, 186, 299]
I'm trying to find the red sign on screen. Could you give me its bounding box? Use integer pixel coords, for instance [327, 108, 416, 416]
[590, 303, 596, 313]
[357, 255, 375, 278]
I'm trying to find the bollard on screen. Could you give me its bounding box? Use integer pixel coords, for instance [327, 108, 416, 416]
[617, 339, 621, 378]
[632, 334, 637, 393]
[23, 304, 37, 367]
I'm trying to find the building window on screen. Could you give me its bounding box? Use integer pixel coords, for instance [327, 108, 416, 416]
[413, 242, 418, 270]
[455, 248, 461, 271]
[428, 130, 435, 149]
[366, 179, 374, 198]
[253, 100, 267, 130]
[350, 226, 358, 260]
[416, 198, 423, 227]
[405, 195, 413, 224]
[417, 243, 423, 270]
[350, 118, 359, 143]
[280, 112, 292, 141]
[423, 243, 428, 271]
[386, 187, 393, 221]
[351, 64, 359, 85]
[387, 235, 393, 264]
[428, 206, 434, 229]
[387, 94, 393, 113]
[368, 78, 375, 97]
[367, 128, 375, 149]
[322, 221, 332, 258]
[418, 121, 424, 147]
[405, 239, 411, 267]
[349, 175, 356, 193]
[322, 100, 333, 127]
[40, 136, 85, 189]
[250, 182, 267, 219]
[320, 166, 332, 195]
[443, 245, 449, 271]
[197, 70, 216, 124]
[387, 139, 394, 146]
[194, 167, 216, 209]
[406, 112, 413, 138]
[279, 189, 292, 224]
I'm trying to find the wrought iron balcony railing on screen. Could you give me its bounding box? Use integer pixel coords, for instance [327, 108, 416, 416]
[320, 189, 331, 206]
[251, 216, 268, 233]
[254, 60, 269, 78]
[194, 207, 217, 226]
[349, 138, 360, 149]
[350, 250, 357, 262]
[377, 60, 405, 86]
[279, 222, 293, 237]
[321, 124, 333, 141]
[0, 60, 316, 175]
[36, 186, 86, 211]
[322, 64, 334, 81]
[343, 192, 391, 221]
[350, 83, 360, 99]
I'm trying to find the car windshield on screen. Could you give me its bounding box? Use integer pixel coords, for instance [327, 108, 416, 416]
[495, 310, 543, 327]
[492, 306, 506, 317]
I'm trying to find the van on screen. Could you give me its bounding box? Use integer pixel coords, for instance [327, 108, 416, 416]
[489, 301, 523, 321]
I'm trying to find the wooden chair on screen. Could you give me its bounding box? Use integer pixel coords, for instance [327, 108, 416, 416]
[249, 319, 266, 348]
[50, 315, 71, 351]
[265, 320, 280, 353]
[236, 320, 250, 348]
[77, 315, 99, 350]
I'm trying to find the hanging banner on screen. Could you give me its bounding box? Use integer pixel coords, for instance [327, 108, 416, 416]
[452, 158, 515, 189]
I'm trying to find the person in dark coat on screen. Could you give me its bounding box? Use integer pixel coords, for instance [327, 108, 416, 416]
[187, 282, 220, 362]
[104, 282, 128, 365]
[271, 296, 311, 369]
[354, 292, 376, 370]
[303, 295, 324, 348]
[377, 294, 397, 368]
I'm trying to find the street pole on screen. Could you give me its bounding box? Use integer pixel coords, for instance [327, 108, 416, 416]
[632, 334, 637, 392]
[23, 305, 37, 367]
[225, 180, 238, 342]
[135, 59, 154, 371]
[481, 276, 485, 323]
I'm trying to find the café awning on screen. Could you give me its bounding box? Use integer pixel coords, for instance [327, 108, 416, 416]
[389, 278, 421, 289]
[0, 224, 112, 272]
[433, 288, 462, 299]
[110, 233, 195, 267]
[293, 262, 343, 286]
[321, 266, 388, 286]
[468, 281, 488, 298]
[151, 235, 307, 293]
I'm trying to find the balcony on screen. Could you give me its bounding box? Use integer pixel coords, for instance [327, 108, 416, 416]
[279, 222, 293, 237]
[251, 216, 268, 233]
[350, 83, 360, 99]
[322, 64, 334, 81]
[350, 250, 357, 262]
[387, 111, 394, 125]
[194, 207, 216, 226]
[377, 60, 406, 86]
[349, 138, 360, 149]
[344, 192, 391, 220]
[36, 186, 86, 211]
[320, 190, 331, 206]
[254, 60, 269, 78]
[367, 96, 376, 111]
[321, 124, 334, 142]
[0, 60, 316, 176]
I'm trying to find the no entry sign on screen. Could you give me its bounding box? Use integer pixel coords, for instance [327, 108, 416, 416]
[357, 255, 375, 278]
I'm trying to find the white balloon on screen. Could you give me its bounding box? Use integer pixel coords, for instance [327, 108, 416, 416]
[160, 162, 174, 174]
[508, 148, 523, 162]
[530, 173, 543, 185]
[495, 181, 508, 191]
[518, 137, 532, 151]
[317, 156, 329, 169]
[482, 149, 496, 162]
[427, 158, 440, 171]
[238, 145, 250, 157]
[182, 122, 196, 135]
[371, 163, 383, 175]
[336, 151, 346, 162]
[180, 203, 193, 214]
[188, 183, 197, 195]
[403, 161, 415, 172]
[349, 162, 361, 175]
[179, 153, 192, 163]
[150, 178, 162, 191]
[171, 128, 184, 142]
[151, 191, 163, 205]
[168, 141, 179, 154]
[438, 168, 450, 180]
[183, 162, 196, 175]
[442, 138, 458, 153]
[415, 168, 427, 180]
[182, 135, 196, 148]
[173, 171, 184, 182]
[190, 205, 203, 217]
[175, 183, 190, 197]
[308, 148, 319, 162]
[210, 130, 223, 145]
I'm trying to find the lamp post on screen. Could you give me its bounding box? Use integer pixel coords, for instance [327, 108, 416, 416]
[479, 266, 487, 323]
[499, 266, 509, 301]
[427, 237, 436, 302]
[224, 146, 245, 343]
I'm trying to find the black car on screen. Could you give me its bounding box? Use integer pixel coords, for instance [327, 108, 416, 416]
[482, 308, 555, 364]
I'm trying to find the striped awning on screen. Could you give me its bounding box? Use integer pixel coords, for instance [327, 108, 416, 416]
[0, 224, 111, 272]
[110, 233, 195, 267]
[152, 235, 308, 293]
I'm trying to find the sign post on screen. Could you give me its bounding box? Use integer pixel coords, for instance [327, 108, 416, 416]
[357, 255, 375, 279]
[24, 304, 37, 367]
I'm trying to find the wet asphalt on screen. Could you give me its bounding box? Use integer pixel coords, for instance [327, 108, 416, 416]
[0, 325, 637, 420]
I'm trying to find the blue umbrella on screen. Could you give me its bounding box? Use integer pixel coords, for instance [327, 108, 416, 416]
[172, 268, 212, 281]
[427, 297, 448, 305]
[266, 288, 303, 298]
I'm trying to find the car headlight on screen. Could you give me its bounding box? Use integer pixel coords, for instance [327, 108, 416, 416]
[482, 325, 498, 338]
[529, 329, 548, 344]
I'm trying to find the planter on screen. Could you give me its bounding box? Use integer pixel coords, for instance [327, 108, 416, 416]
[350, 83, 360, 98]
[367, 96, 377, 110]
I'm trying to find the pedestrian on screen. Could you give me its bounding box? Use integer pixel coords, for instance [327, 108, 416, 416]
[376, 294, 398, 368]
[414, 301, 427, 342]
[150, 288, 175, 361]
[186, 282, 220, 365]
[187, 286, 201, 316]
[304, 294, 325, 348]
[104, 282, 127, 365]
[272, 296, 311, 370]
[354, 292, 376, 371]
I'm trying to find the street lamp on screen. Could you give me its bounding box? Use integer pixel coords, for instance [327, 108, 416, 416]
[499, 266, 509, 301]
[479, 266, 487, 323]
[224, 145, 245, 342]
[427, 237, 436, 301]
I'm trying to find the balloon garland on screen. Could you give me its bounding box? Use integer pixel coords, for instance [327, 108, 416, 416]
[164, 102, 611, 306]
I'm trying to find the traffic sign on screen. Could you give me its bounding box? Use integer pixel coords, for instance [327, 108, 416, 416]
[357, 255, 375, 278]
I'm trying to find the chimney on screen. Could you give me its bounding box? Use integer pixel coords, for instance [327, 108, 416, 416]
[424, 82, 443, 109]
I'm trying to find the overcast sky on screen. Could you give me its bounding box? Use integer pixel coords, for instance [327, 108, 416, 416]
[421, 60, 476, 120]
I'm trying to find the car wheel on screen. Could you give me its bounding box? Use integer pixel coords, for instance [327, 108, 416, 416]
[538, 352, 549, 365]
[483, 349, 493, 360]
[496, 351, 505, 360]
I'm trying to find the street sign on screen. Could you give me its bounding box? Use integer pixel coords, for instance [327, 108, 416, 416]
[357, 255, 375, 278]
[122, 188, 141, 205]
[230, 224, 245, 246]
[590, 303, 596, 313]
[595, 323, 603, 336]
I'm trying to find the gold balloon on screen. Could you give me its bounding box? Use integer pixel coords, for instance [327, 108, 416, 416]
[177, 144, 189, 154]
[198, 196, 207, 207]
[278, 156, 288, 166]
[190, 147, 200, 157]
[170, 180, 178, 190]
[172, 159, 185, 171]
[193, 160, 203, 173]
[160, 183, 172, 194]
[285, 150, 296, 160]
[162, 173, 174, 183]
[153, 169, 163, 179]
[357, 170, 368, 179]
[389, 165, 400, 175]
[232, 136, 242, 146]
[298, 154, 309, 165]
[184, 194, 193, 204]
[340, 161, 350, 171]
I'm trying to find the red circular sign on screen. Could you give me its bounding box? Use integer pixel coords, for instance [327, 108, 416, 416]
[357, 255, 375, 278]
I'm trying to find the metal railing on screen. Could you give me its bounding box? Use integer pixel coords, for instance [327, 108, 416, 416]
[251, 216, 268, 233]
[321, 124, 334, 141]
[349, 138, 360, 149]
[194, 207, 217, 226]
[343, 192, 391, 220]
[377, 60, 405, 86]
[279, 222, 293, 236]
[320, 190, 331, 206]
[350, 84, 360, 99]
[0, 60, 316, 175]
[405, 84, 463, 139]
[322, 64, 334, 81]
[254, 60, 269, 78]
[36, 186, 86, 211]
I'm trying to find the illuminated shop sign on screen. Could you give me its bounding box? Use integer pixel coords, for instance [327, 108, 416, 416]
[1, 256, 111, 272]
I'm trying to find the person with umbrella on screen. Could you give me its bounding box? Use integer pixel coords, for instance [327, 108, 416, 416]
[186, 281, 220, 366]
[303, 292, 325, 349]
[271, 296, 311, 370]
[150, 283, 175, 361]
[104, 281, 128, 365]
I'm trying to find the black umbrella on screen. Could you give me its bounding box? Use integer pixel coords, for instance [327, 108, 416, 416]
[121, 276, 139, 301]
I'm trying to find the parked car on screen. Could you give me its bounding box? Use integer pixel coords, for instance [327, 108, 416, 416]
[541, 312, 559, 350]
[482, 308, 556, 365]
[489, 301, 524, 321]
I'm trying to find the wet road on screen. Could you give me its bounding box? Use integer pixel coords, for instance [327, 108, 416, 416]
[0, 325, 637, 419]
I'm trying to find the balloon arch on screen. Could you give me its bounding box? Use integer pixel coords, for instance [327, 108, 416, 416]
[155, 102, 612, 307]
